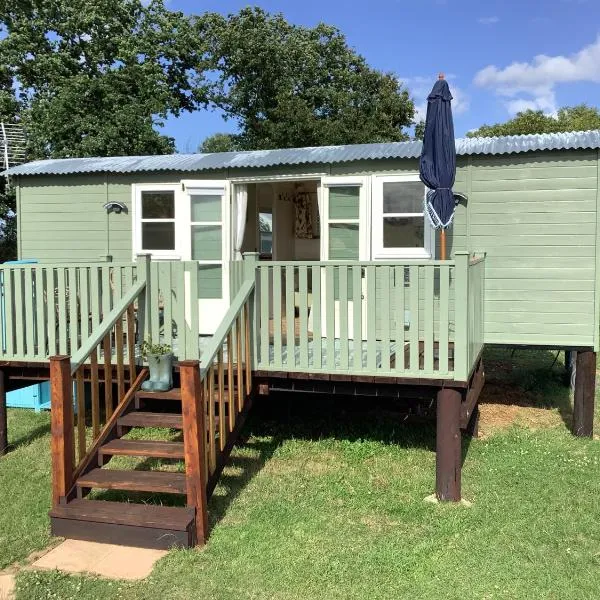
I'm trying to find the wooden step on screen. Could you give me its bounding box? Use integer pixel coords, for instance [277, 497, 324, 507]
[117, 411, 183, 430]
[77, 468, 186, 494]
[136, 387, 182, 402]
[98, 439, 184, 465]
[50, 499, 195, 549]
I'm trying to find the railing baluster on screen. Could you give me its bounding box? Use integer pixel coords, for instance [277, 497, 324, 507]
[186, 263, 200, 360]
[161, 262, 173, 348]
[311, 266, 322, 370]
[34, 267, 46, 357]
[409, 266, 420, 372]
[57, 269, 68, 355]
[272, 265, 282, 369]
[380, 266, 391, 372]
[127, 305, 136, 386]
[394, 266, 405, 373]
[325, 266, 335, 371]
[259, 266, 270, 367]
[46, 268, 56, 358]
[244, 302, 252, 396]
[76, 367, 86, 461]
[4, 269, 14, 356]
[91, 350, 100, 438]
[101, 266, 111, 320]
[103, 332, 113, 418]
[236, 316, 243, 413]
[339, 266, 349, 371]
[351, 266, 362, 370]
[366, 265, 377, 372]
[150, 262, 160, 345]
[218, 348, 225, 452]
[298, 265, 309, 369]
[24, 267, 34, 357]
[285, 265, 295, 369]
[68, 267, 79, 354]
[424, 265, 434, 374]
[227, 331, 235, 432]
[207, 364, 216, 475]
[116, 316, 125, 400]
[14, 268, 25, 357]
[79, 267, 90, 345]
[439, 265, 450, 374]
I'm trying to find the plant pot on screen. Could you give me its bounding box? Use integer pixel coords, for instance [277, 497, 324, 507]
[141, 352, 174, 392]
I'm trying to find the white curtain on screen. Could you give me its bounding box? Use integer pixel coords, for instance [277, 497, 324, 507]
[234, 184, 248, 259]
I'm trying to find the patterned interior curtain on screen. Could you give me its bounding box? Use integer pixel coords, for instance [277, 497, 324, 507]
[234, 184, 248, 259]
[294, 191, 314, 239]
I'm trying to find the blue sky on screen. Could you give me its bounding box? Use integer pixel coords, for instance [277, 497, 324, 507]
[163, 0, 600, 152]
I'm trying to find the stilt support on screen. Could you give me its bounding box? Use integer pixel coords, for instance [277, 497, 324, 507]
[436, 387, 462, 501]
[573, 350, 596, 437]
[0, 370, 7, 455]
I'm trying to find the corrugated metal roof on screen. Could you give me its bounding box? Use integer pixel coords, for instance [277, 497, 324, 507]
[5, 130, 600, 177]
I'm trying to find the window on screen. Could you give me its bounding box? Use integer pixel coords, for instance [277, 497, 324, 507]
[372, 176, 432, 258]
[259, 211, 273, 256]
[133, 184, 178, 258]
[326, 185, 361, 260]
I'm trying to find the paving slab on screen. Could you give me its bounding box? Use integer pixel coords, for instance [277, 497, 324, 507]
[0, 573, 15, 600]
[30, 539, 167, 581]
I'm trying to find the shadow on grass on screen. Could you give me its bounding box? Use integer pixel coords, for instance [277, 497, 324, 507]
[481, 347, 572, 430]
[7, 421, 51, 453]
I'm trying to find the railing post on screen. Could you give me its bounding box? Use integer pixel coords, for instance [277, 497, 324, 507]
[0, 370, 7, 455]
[136, 254, 152, 346]
[180, 360, 209, 545]
[50, 356, 74, 506]
[243, 252, 259, 370]
[453, 252, 470, 381]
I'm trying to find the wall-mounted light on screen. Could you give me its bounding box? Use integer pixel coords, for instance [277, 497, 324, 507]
[103, 201, 128, 214]
[453, 192, 468, 206]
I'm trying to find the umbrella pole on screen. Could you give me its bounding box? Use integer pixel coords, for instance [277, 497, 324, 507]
[440, 229, 447, 260]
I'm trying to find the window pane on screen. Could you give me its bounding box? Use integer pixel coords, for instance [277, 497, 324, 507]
[191, 194, 222, 222]
[259, 212, 273, 255]
[198, 264, 223, 299]
[191, 225, 222, 260]
[383, 181, 424, 214]
[329, 223, 359, 260]
[142, 222, 175, 250]
[383, 217, 424, 248]
[141, 191, 175, 219]
[329, 186, 360, 219]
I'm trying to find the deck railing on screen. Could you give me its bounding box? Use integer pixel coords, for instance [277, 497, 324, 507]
[252, 252, 484, 381]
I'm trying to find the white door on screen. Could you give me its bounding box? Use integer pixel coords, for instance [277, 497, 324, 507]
[317, 176, 369, 340]
[181, 180, 230, 335]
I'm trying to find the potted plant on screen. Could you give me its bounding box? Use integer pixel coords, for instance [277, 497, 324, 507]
[140, 340, 173, 392]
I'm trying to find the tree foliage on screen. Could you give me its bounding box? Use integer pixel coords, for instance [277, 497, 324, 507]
[199, 132, 239, 153]
[200, 7, 415, 150]
[467, 104, 600, 138]
[0, 0, 209, 158]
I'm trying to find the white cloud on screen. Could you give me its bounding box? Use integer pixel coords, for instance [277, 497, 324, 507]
[478, 16, 499, 25]
[403, 75, 470, 121]
[473, 36, 600, 114]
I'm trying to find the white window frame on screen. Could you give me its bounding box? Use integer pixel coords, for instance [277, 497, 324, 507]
[132, 183, 182, 260]
[372, 174, 433, 259]
[320, 176, 369, 261]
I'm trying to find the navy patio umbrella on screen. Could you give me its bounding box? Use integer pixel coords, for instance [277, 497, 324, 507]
[419, 73, 456, 260]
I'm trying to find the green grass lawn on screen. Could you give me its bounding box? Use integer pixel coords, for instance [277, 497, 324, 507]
[3, 349, 600, 599]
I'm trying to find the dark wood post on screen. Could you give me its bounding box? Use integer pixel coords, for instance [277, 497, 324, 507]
[50, 356, 74, 506]
[573, 350, 596, 437]
[0, 370, 7, 455]
[180, 360, 209, 545]
[436, 387, 462, 501]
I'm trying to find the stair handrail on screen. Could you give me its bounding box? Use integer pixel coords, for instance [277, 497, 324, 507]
[70, 278, 146, 374]
[199, 279, 255, 378]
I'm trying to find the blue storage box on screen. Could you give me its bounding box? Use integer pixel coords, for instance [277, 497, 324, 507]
[7, 381, 51, 412]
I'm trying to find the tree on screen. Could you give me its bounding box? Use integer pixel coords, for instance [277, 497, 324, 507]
[467, 104, 600, 138]
[199, 8, 415, 150]
[0, 0, 210, 158]
[199, 132, 239, 153]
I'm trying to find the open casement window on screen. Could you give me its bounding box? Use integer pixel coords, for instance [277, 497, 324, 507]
[133, 184, 181, 259]
[372, 175, 433, 259]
